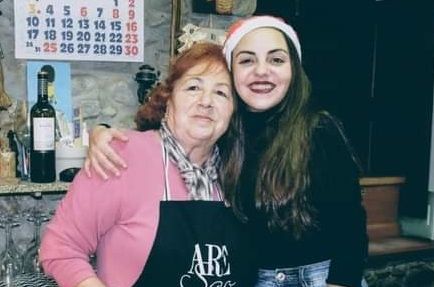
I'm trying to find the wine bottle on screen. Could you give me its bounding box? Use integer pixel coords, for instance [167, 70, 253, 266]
[30, 71, 56, 183]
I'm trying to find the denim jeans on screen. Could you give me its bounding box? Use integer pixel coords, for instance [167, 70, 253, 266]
[254, 260, 369, 287]
[254, 260, 331, 287]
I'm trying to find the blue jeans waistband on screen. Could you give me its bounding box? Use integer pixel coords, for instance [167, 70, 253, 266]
[255, 260, 331, 287]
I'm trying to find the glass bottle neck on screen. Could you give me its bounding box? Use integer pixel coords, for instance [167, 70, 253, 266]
[37, 77, 49, 103]
[37, 93, 49, 103]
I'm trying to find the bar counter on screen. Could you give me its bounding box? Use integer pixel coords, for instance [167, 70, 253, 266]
[0, 180, 69, 196]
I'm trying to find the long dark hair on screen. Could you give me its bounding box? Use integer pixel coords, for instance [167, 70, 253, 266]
[225, 34, 321, 239]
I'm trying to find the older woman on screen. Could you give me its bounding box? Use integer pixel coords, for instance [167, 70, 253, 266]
[39, 43, 256, 287]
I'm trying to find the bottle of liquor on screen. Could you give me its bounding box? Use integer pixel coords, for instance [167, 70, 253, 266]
[30, 71, 56, 183]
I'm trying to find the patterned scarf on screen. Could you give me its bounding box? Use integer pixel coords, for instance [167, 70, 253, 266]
[159, 121, 221, 200]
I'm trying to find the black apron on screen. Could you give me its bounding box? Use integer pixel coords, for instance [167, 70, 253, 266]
[132, 145, 256, 287]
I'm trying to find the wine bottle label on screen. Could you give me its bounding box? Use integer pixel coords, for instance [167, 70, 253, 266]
[33, 118, 55, 151]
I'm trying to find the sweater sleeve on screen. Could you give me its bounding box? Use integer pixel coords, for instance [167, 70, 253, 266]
[40, 168, 123, 287]
[312, 116, 368, 287]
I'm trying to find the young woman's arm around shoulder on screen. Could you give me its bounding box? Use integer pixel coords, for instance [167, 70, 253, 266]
[84, 125, 129, 180]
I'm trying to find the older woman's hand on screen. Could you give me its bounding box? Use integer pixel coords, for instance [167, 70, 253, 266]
[84, 125, 129, 180]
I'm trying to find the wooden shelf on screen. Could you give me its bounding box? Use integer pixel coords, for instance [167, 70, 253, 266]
[370, 236, 434, 256]
[368, 236, 434, 267]
[359, 176, 406, 187]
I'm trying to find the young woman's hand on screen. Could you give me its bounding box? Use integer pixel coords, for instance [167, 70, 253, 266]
[84, 125, 129, 180]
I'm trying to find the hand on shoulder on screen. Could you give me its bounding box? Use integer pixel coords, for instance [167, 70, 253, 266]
[84, 125, 129, 180]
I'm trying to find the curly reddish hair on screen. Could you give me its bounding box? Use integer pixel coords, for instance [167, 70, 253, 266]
[135, 42, 230, 131]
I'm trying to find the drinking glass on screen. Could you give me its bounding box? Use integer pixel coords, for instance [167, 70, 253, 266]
[3, 262, 16, 287]
[22, 208, 50, 274]
[0, 213, 22, 281]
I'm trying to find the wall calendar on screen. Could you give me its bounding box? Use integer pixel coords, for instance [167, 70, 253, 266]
[14, 0, 144, 62]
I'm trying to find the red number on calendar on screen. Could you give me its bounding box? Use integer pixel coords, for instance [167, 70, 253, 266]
[126, 22, 137, 32]
[124, 45, 138, 56]
[128, 10, 135, 20]
[112, 9, 119, 19]
[125, 34, 138, 44]
[80, 7, 88, 17]
[43, 42, 58, 53]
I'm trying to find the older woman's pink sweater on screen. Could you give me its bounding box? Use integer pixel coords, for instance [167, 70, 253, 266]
[40, 130, 194, 287]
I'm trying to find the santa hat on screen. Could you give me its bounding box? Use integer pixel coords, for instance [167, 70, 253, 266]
[223, 16, 302, 70]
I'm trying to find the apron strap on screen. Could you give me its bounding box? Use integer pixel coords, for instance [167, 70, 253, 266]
[161, 142, 171, 201]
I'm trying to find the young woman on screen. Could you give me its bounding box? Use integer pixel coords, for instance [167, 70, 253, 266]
[84, 16, 368, 287]
[40, 43, 256, 287]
